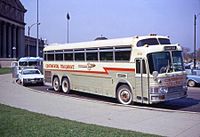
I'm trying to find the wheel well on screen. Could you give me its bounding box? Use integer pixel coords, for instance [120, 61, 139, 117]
[116, 82, 131, 97]
[61, 76, 70, 83]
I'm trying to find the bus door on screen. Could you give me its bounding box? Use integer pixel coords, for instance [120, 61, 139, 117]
[135, 59, 149, 103]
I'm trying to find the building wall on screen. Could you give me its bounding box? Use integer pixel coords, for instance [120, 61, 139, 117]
[25, 36, 45, 57]
[0, 0, 26, 59]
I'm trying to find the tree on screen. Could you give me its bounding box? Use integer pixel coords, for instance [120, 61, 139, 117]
[197, 48, 200, 61]
[182, 47, 192, 62]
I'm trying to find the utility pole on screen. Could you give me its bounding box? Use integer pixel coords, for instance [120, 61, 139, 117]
[36, 0, 39, 57]
[194, 13, 200, 69]
[194, 14, 197, 69]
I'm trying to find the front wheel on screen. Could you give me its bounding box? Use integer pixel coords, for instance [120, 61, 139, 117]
[188, 80, 196, 87]
[52, 77, 61, 92]
[117, 85, 133, 105]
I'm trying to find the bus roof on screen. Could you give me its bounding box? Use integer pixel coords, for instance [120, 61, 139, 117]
[44, 35, 169, 51]
[18, 57, 43, 62]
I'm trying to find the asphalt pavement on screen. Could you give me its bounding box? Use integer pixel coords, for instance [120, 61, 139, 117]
[0, 74, 200, 137]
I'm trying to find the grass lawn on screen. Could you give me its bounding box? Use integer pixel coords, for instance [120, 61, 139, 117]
[0, 68, 11, 75]
[0, 104, 160, 137]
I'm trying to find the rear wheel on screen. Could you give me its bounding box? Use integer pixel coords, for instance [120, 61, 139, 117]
[117, 85, 133, 105]
[61, 78, 70, 93]
[188, 80, 196, 87]
[52, 77, 61, 92]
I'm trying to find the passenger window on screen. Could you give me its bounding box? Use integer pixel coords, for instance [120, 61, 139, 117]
[75, 53, 85, 61]
[86, 52, 98, 61]
[55, 54, 63, 61]
[47, 54, 54, 61]
[115, 51, 130, 61]
[100, 52, 113, 61]
[64, 53, 73, 61]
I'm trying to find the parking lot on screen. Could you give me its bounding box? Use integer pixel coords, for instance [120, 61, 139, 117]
[1, 74, 200, 137]
[28, 83, 200, 112]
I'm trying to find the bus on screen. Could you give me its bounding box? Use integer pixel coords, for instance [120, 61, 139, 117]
[43, 34, 187, 105]
[11, 57, 43, 77]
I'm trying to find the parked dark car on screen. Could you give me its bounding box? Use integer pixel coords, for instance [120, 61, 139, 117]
[186, 69, 200, 87]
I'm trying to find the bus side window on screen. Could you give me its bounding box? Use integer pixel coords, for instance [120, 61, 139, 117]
[47, 54, 54, 61]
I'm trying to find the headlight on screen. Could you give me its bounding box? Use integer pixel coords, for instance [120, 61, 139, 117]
[23, 79, 28, 82]
[158, 87, 168, 94]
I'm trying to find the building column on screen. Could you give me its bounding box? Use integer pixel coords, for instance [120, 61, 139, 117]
[0, 21, 2, 58]
[17, 26, 25, 58]
[12, 25, 17, 58]
[2, 22, 7, 58]
[8, 24, 12, 58]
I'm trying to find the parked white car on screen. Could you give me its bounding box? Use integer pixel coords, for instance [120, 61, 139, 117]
[18, 68, 44, 86]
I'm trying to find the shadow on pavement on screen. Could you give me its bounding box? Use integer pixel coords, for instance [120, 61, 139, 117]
[22, 82, 200, 112]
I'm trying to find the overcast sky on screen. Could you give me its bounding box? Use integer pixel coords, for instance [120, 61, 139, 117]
[21, 0, 200, 50]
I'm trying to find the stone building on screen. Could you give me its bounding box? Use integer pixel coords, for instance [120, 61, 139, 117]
[0, 0, 45, 67]
[25, 36, 45, 57]
[0, 0, 26, 59]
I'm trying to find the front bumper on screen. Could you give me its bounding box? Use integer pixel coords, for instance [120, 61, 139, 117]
[23, 78, 44, 84]
[150, 86, 187, 104]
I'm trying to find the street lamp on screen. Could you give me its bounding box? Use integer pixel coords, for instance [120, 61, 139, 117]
[12, 46, 16, 59]
[66, 12, 70, 43]
[194, 13, 200, 69]
[27, 23, 41, 56]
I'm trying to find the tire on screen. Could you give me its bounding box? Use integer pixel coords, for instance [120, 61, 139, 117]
[117, 85, 133, 105]
[52, 76, 61, 92]
[188, 80, 196, 87]
[61, 78, 70, 93]
[22, 79, 26, 86]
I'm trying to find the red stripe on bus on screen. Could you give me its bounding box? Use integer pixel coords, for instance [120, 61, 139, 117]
[45, 67, 135, 75]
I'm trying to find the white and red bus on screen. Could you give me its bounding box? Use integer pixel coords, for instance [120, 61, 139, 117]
[43, 34, 187, 105]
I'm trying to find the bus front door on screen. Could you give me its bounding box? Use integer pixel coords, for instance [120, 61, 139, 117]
[135, 59, 149, 103]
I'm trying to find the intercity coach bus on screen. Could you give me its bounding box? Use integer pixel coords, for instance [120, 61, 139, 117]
[43, 34, 187, 105]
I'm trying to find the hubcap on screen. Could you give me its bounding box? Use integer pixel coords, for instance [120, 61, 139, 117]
[54, 79, 59, 90]
[120, 90, 130, 103]
[189, 81, 195, 87]
[62, 81, 68, 92]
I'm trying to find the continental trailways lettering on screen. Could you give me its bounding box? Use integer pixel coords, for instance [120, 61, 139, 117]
[45, 64, 74, 70]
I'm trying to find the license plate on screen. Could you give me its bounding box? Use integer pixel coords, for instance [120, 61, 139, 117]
[31, 80, 36, 83]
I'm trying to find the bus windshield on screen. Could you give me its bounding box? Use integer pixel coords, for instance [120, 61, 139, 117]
[148, 52, 171, 74]
[147, 51, 184, 74]
[19, 61, 37, 66]
[172, 51, 184, 72]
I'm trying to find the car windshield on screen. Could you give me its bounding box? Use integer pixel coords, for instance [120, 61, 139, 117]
[22, 70, 40, 75]
[148, 51, 184, 74]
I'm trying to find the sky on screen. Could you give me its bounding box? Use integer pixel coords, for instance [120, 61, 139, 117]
[20, 0, 200, 50]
